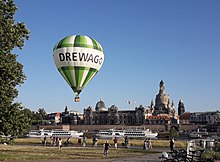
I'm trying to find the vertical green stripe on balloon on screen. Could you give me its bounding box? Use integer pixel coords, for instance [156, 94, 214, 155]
[74, 35, 91, 48]
[79, 69, 89, 87]
[59, 67, 74, 89]
[90, 39, 99, 50]
[82, 68, 98, 87]
[62, 36, 71, 44]
[74, 66, 86, 87]
[61, 36, 72, 47]
[57, 37, 66, 49]
[74, 35, 81, 47]
[58, 36, 72, 48]
[80, 35, 88, 46]
[58, 68, 71, 87]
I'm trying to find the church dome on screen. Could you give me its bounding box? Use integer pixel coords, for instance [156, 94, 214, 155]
[95, 99, 106, 112]
[154, 80, 170, 113]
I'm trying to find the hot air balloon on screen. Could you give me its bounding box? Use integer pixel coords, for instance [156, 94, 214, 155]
[53, 35, 104, 102]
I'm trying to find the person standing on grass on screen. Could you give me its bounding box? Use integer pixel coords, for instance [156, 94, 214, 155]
[43, 136, 47, 147]
[113, 137, 118, 149]
[58, 138, 62, 151]
[148, 139, 152, 149]
[77, 138, 82, 147]
[55, 137, 59, 146]
[169, 137, 175, 151]
[83, 134, 87, 147]
[51, 137, 55, 146]
[103, 141, 111, 157]
[93, 134, 98, 147]
[124, 136, 129, 148]
[143, 139, 148, 150]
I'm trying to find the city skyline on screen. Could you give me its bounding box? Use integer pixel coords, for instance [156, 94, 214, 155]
[14, 0, 220, 113]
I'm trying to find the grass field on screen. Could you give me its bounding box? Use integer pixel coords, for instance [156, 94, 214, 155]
[0, 145, 159, 161]
[0, 138, 187, 161]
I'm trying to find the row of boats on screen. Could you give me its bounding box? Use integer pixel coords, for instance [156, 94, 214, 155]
[27, 128, 158, 139]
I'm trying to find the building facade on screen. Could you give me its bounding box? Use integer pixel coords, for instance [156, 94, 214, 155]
[61, 106, 83, 125]
[190, 111, 220, 125]
[83, 103, 146, 125]
[83, 80, 179, 125]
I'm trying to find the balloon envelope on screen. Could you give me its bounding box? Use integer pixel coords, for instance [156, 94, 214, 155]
[53, 35, 104, 97]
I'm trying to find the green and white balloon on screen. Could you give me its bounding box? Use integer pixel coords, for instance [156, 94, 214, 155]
[53, 35, 104, 101]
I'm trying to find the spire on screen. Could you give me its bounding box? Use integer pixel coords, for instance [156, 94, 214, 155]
[151, 99, 154, 105]
[171, 100, 174, 107]
[178, 100, 185, 116]
[64, 106, 68, 114]
[159, 80, 165, 92]
[160, 79, 164, 86]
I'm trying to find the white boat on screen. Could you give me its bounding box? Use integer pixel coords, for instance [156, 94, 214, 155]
[96, 129, 158, 139]
[189, 132, 202, 138]
[27, 129, 83, 138]
[189, 128, 208, 138]
[124, 129, 158, 139]
[96, 129, 124, 139]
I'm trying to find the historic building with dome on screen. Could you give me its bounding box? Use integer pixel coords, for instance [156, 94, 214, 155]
[152, 80, 176, 116]
[83, 80, 179, 125]
[51, 80, 220, 127]
[83, 101, 146, 125]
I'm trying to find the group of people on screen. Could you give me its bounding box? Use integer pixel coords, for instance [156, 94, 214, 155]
[77, 134, 87, 147]
[42, 135, 175, 156]
[43, 136, 63, 151]
[104, 136, 154, 157]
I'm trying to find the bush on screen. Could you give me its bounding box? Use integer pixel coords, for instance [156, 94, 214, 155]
[202, 150, 220, 160]
[0, 137, 15, 145]
[213, 141, 220, 152]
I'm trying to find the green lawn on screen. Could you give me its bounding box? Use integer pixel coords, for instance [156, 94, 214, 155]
[0, 138, 187, 161]
[0, 145, 158, 161]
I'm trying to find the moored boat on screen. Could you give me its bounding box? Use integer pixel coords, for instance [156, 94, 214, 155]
[27, 129, 83, 138]
[96, 129, 124, 139]
[95, 128, 158, 139]
[124, 129, 158, 139]
[189, 128, 208, 138]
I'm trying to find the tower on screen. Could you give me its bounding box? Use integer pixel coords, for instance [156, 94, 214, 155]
[154, 80, 170, 114]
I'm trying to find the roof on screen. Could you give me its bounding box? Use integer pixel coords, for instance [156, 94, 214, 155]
[95, 100, 106, 111]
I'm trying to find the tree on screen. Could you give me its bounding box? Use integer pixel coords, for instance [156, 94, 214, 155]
[0, 0, 30, 138]
[31, 108, 49, 125]
[37, 108, 47, 120]
[169, 126, 178, 138]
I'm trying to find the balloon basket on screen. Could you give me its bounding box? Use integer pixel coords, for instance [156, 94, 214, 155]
[74, 97, 80, 102]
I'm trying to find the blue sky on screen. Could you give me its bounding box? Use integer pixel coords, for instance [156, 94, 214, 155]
[14, 0, 220, 113]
